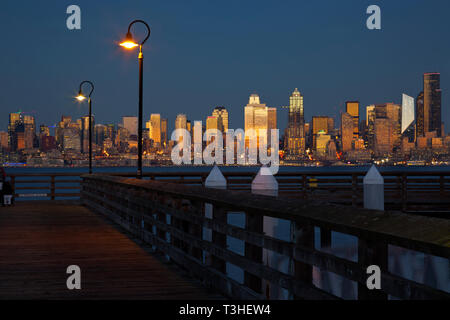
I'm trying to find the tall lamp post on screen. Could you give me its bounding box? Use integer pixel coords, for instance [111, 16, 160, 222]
[76, 80, 95, 174]
[119, 20, 151, 179]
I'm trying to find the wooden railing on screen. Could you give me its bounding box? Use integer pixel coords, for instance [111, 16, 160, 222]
[6, 170, 450, 213]
[80, 175, 450, 300]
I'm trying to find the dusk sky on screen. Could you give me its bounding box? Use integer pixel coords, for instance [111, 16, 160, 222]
[1, 0, 449, 133]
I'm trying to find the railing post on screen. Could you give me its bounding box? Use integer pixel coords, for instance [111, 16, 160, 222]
[244, 210, 263, 294]
[440, 175, 445, 197]
[402, 173, 407, 212]
[10, 176, 15, 198]
[357, 238, 388, 300]
[293, 222, 314, 299]
[302, 174, 307, 200]
[50, 175, 55, 201]
[364, 166, 384, 211]
[352, 174, 357, 207]
[204, 166, 227, 273]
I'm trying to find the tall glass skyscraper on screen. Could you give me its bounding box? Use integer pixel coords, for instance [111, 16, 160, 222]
[423, 73, 442, 137]
[285, 88, 305, 155]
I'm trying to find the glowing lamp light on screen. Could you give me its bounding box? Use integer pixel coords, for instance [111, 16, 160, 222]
[76, 93, 86, 102]
[119, 32, 139, 49]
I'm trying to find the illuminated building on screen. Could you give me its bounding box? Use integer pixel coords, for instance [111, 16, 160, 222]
[63, 128, 81, 152]
[81, 115, 94, 153]
[175, 114, 187, 130]
[148, 114, 161, 146]
[122, 116, 138, 136]
[212, 107, 229, 133]
[244, 93, 277, 147]
[346, 101, 360, 139]
[341, 112, 353, 152]
[423, 73, 442, 137]
[161, 118, 168, 148]
[312, 116, 331, 150]
[285, 89, 305, 155]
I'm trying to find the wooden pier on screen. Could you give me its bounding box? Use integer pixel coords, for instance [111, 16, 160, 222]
[0, 202, 219, 300]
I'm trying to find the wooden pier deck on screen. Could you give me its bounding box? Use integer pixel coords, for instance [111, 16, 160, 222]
[0, 202, 219, 300]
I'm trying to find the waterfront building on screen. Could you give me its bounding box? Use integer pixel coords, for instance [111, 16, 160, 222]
[161, 118, 168, 148]
[346, 101, 360, 139]
[148, 114, 161, 147]
[423, 73, 442, 137]
[175, 114, 188, 130]
[312, 116, 330, 150]
[341, 112, 353, 152]
[285, 88, 305, 155]
[122, 116, 138, 136]
[244, 93, 277, 147]
[212, 107, 229, 133]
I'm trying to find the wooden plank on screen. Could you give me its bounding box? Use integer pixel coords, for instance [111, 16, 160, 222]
[0, 202, 218, 300]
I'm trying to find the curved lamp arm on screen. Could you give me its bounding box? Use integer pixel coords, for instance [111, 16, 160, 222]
[79, 80, 94, 98]
[127, 20, 151, 46]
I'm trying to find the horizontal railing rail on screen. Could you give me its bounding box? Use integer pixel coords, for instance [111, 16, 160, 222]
[80, 175, 450, 300]
[5, 170, 450, 212]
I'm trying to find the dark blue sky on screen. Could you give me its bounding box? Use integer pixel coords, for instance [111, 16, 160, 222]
[1, 0, 449, 133]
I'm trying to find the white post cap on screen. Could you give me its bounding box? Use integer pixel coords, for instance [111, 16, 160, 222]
[363, 165, 384, 185]
[252, 166, 278, 195]
[205, 165, 227, 189]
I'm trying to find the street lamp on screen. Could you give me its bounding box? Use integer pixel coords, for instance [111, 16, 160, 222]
[119, 19, 151, 179]
[75, 80, 94, 174]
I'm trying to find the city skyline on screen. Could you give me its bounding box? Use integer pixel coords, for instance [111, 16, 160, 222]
[0, 1, 449, 133]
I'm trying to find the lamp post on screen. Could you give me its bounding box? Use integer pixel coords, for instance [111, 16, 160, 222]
[76, 80, 94, 174]
[119, 20, 151, 179]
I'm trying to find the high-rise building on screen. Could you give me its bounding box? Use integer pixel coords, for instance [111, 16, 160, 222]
[122, 116, 138, 136]
[312, 116, 330, 150]
[23, 115, 36, 150]
[285, 88, 305, 155]
[161, 118, 168, 148]
[63, 128, 81, 152]
[374, 118, 394, 155]
[149, 114, 161, 146]
[401, 94, 415, 134]
[0, 131, 8, 151]
[415, 92, 424, 141]
[346, 101, 360, 139]
[341, 112, 353, 153]
[212, 107, 229, 133]
[423, 73, 442, 137]
[8, 112, 21, 151]
[105, 124, 116, 145]
[94, 124, 106, 147]
[244, 93, 277, 147]
[206, 116, 219, 142]
[175, 114, 187, 130]
[81, 115, 94, 153]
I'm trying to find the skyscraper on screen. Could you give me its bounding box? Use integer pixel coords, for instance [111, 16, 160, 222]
[212, 107, 229, 133]
[346, 101, 360, 139]
[175, 114, 188, 130]
[149, 114, 161, 146]
[415, 92, 424, 141]
[244, 93, 277, 147]
[285, 88, 305, 155]
[312, 116, 330, 150]
[423, 73, 442, 137]
[401, 94, 415, 134]
[8, 112, 21, 151]
[161, 118, 168, 148]
[23, 115, 36, 150]
[341, 112, 353, 152]
[122, 116, 138, 136]
[81, 115, 94, 153]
